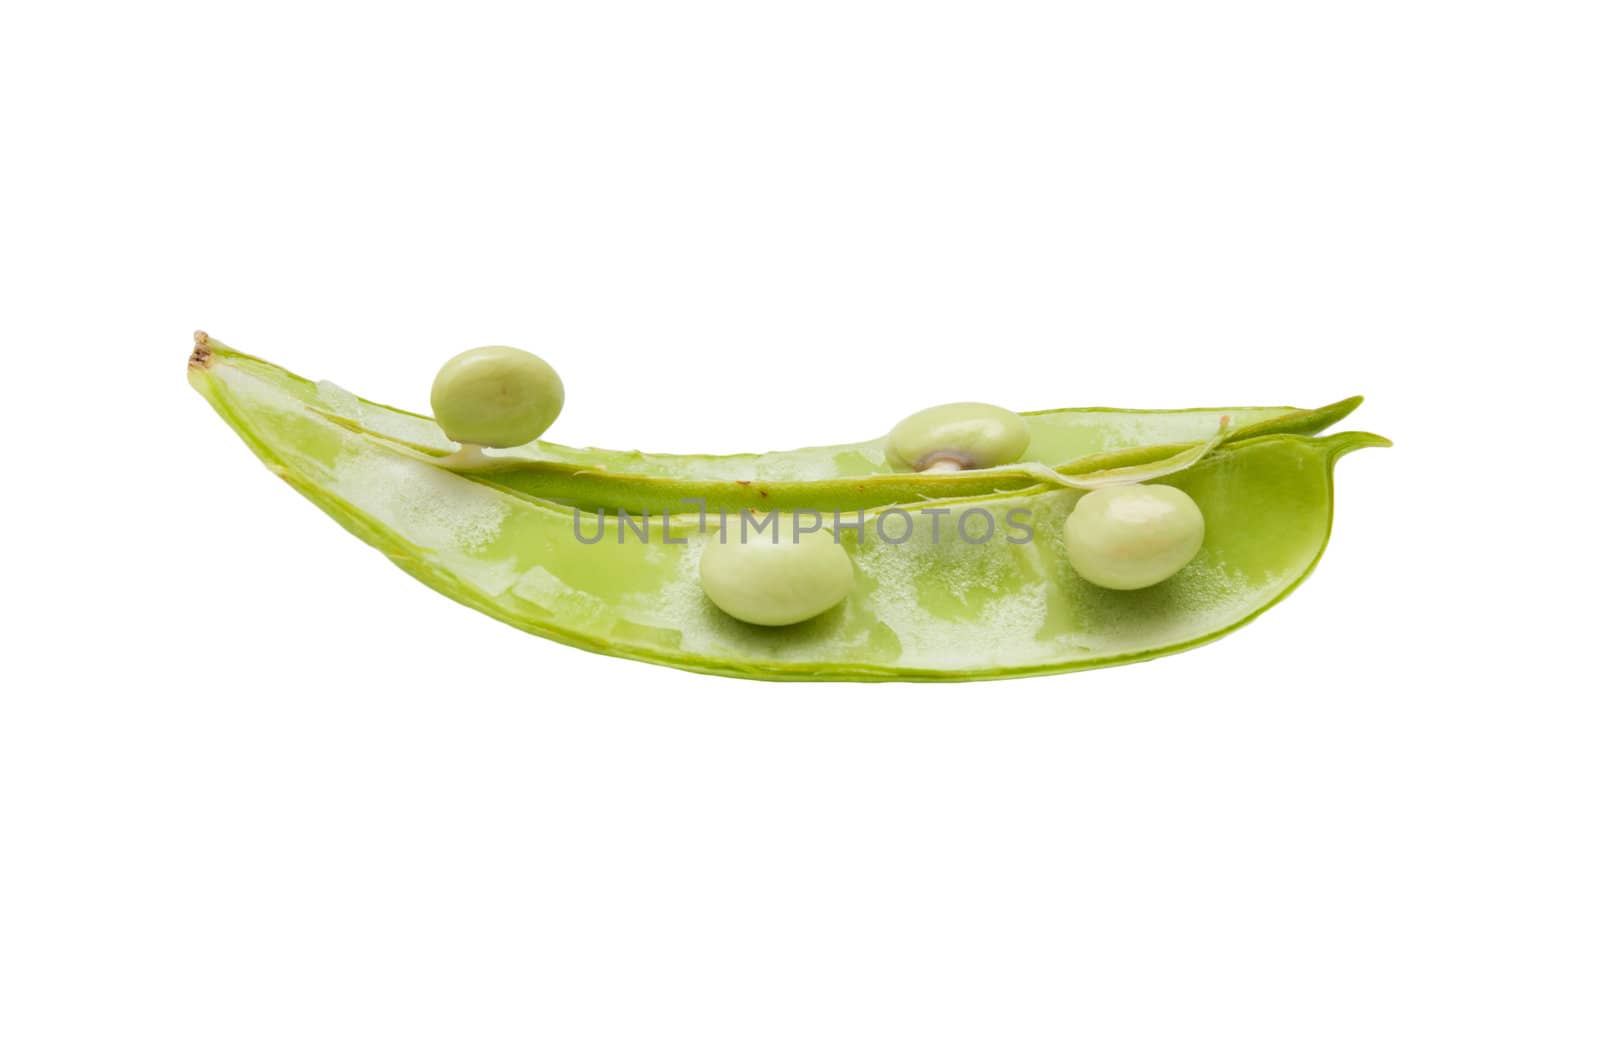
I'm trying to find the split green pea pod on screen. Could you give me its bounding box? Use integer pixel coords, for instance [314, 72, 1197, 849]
[189, 334, 1388, 681]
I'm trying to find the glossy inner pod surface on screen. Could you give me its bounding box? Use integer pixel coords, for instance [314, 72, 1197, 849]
[189, 341, 1387, 682]
[205, 340, 1364, 513]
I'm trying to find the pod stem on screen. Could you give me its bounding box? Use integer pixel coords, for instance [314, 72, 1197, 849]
[436, 444, 493, 469]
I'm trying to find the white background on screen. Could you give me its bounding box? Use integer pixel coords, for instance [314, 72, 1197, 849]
[3, 2, 1596, 1039]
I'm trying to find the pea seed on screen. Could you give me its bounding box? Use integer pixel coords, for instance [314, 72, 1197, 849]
[1064, 484, 1205, 590]
[888, 402, 1029, 471]
[430, 346, 564, 448]
[699, 521, 855, 626]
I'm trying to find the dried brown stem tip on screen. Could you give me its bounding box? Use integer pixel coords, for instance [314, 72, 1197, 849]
[188, 330, 213, 369]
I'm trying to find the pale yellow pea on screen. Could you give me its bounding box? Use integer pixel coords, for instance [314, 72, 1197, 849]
[887, 402, 1029, 471]
[699, 521, 855, 626]
[1064, 484, 1205, 590]
[431, 346, 564, 448]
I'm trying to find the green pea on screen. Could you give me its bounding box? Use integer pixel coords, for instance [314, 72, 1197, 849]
[888, 402, 1030, 471]
[699, 521, 855, 626]
[430, 346, 564, 448]
[1064, 484, 1205, 590]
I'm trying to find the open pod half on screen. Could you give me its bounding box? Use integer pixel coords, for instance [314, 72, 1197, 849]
[198, 338, 1364, 514]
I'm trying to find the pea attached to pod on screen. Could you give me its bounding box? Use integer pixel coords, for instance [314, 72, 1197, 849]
[431, 346, 565, 451]
[699, 519, 855, 626]
[1064, 484, 1206, 590]
[888, 402, 1030, 472]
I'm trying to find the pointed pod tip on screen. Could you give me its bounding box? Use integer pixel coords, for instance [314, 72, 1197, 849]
[1316, 394, 1366, 426]
[1324, 430, 1392, 461]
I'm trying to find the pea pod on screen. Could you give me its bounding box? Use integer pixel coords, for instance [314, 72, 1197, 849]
[189, 339, 1388, 681]
[199, 338, 1363, 513]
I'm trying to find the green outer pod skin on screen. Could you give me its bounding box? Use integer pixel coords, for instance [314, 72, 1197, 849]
[188, 337, 1390, 683]
[205, 338, 1366, 514]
